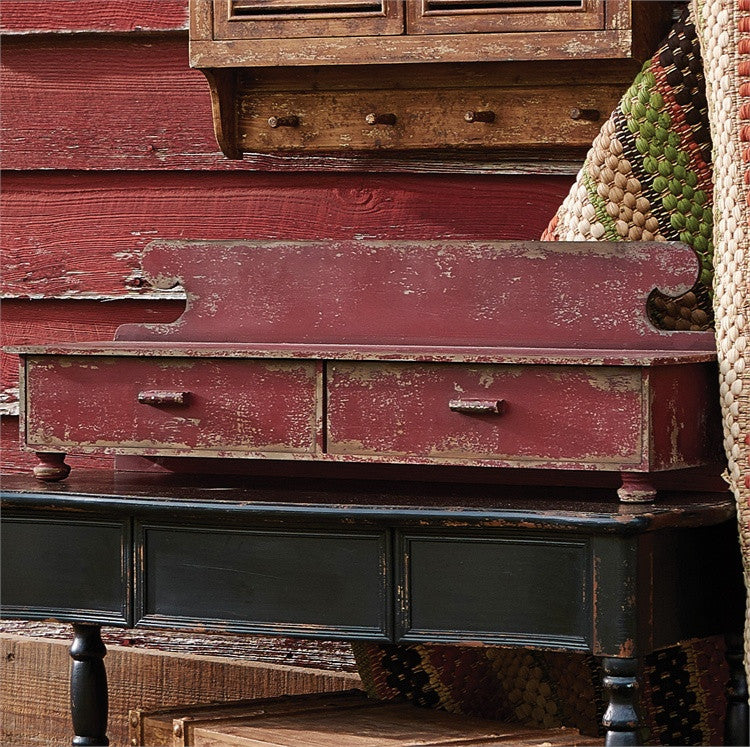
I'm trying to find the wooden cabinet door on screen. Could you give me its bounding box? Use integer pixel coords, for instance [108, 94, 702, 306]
[212, 0, 404, 39]
[406, 0, 610, 35]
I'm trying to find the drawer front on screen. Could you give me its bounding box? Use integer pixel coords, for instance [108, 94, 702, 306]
[0, 515, 130, 625]
[24, 356, 320, 455]
[213, 0, 404, 40]
[397, 533, 591, 649]
[136, 524, 391, 640]
[326, 362, 643, 467]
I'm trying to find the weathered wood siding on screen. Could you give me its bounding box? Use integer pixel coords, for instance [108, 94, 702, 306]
[0, 1, 574, 472]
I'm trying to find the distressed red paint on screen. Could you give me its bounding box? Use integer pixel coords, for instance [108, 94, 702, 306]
[1, 172, 571, 299]
[0, 1, 189, 33]
[12, 240, 723, 497]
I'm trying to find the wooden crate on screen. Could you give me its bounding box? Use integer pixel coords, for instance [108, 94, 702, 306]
[0, 632, 358, 747]
[132, 690, 602, 746]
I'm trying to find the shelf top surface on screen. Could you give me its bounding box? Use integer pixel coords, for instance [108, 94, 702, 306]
[0, 470, 734, 534]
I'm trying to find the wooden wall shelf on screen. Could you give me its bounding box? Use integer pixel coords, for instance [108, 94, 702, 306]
[188, 0, 676, 159]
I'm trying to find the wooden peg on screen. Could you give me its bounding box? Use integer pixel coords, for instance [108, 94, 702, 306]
[365, 113, 397, 126]
[570, 107, 601, 122]
[267, 115, 299, 129]
[464, 110, 495, 123]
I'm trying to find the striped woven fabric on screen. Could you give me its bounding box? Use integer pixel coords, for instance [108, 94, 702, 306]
[543, 6, 714, 332]
[695, 0, 750, 722]
[354, 3, 750, 744]
[352, 638, 729, 745]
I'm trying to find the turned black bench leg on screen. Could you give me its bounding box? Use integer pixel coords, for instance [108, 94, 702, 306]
[725, 632, 749, 746]
[70, 623, 109, 747]
[602, 657, 641, 746]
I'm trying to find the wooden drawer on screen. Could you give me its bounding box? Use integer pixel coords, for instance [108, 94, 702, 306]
[326, 361, 644, 468]
[23, 355, 321, 457]
[0, 515, 130, 625]
[136, 524, 391, 640]
[397, 532, 591, 649]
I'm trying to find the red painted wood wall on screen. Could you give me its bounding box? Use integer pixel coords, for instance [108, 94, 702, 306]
[0, 1, 574, 473]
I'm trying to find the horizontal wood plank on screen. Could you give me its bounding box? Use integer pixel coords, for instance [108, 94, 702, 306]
[0, 35, 586, 173]
[1, 34, 225, 171]
[0, 299, 183, 398]
[0, 416, 113, 474]
[0, 1, 189, 34]
[1, 171, 572, 298]
[190, 29, 632, 67]
[0, 632, 358, 747]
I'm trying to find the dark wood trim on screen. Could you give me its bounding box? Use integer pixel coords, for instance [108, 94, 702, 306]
[0, 513, 132, 627]
[724, 632, 750, 746]
[134, 521, 393, 642]
[69, 624, 109, 747]
[0, 475, 736, 534]
[590, 536, 638, 658]
[601, 657, 640, 746]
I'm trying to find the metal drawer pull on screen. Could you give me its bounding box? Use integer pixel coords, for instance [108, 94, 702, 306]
[449, 399, 505, 415]
[268, 115, 299, 129]
[365, 112, 397, 126]
[137, 390, 189, 406]
[464, 110, 495, 124]
[570, 107, 601, 122]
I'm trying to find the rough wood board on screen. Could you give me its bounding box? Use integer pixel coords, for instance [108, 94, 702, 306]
[117, 239, 713, 352]
[242, 58, 642, 92]
[0, 633, 359, 747]
[0, 35, 585, 174]
[212, 0, 403, 40]
[0, 299, 183, 399]
[136, 691, 601, 747]
[1, 416, 112, 474]
[235, 85, 622, 152]
[0, 0, 189, 34]
[404, 0, 605, 34]
[0, 171, 572, 298]
[189, 30, 632, 68]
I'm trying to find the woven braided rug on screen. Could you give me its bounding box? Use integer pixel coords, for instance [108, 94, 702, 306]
[353, 3, 750, 744]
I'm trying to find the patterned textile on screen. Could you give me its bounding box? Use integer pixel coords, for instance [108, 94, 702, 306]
[352, 639, 729, 745]
[354, 5, 750, 745]
[543, 7, 714, 332]
[695, 0, 750, 698]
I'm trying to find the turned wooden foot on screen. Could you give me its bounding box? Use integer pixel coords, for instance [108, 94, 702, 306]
[602, 657, 641, 746]
[617, 472, 657, 503]
[724, 633, 749, 746]
[70, 624, 108, 746]
[34, 452, 71, 481]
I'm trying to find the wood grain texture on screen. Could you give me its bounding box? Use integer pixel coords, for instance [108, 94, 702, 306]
[1, 35, 224, 172]
[190, 29, 633, 68]
[405, 0, 606, 35]
[213, 0, 404, 39]
[0, 35, 585, 174]
[235, 84, 622, 153]
[0, 300, 183, 395]
[0, 1, 189, 34]
[1, 171, 573, 298]
[116, 239, 713, 351]
[0, 633, 358, 747]
[0, 416, 112, 475]
[138, 690, 602, 747]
